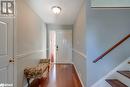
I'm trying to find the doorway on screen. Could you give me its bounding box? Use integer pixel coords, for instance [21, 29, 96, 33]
[48, 29, 72, 63]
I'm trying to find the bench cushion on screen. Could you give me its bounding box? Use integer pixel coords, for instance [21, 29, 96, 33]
[24, 59, 50, 79]
[24, 63, 49, 78]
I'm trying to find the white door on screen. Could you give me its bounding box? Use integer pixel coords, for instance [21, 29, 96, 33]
[0, 18, 14, 86]
[56, 30, 72, 63]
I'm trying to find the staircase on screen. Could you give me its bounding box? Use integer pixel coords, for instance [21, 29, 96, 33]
[106, 79, 128, 87]
[91, 57, 130, 87]
[105, 62, 130, 87]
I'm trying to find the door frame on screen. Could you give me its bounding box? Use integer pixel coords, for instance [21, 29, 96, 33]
[13, 16, 17, 87]
[13, 1, 17, 86]
[47, 25, 73, 64]
[55, 29, 72, 63]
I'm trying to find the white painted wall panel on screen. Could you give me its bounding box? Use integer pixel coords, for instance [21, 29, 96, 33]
[91, 0, 130, 7]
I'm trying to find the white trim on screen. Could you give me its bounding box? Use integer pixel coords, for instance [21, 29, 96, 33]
[72, 49, 87, 58]
[72, 49, 86, 87]
[73, 64, 85, 87]
[15, 50, 47, 59]
[91, 57, 130, 87]
[13, 2, 17, 86]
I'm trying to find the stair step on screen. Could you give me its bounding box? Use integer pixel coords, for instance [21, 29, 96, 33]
[117, 71, 130, 79]
[105, 79, 128, 87]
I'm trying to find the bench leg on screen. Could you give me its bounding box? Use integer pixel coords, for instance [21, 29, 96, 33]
[48, 65, 49, 72]
[27, 78, 30, 87]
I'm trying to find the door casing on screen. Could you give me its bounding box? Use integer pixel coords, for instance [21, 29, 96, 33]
[48, 29, 72, 64]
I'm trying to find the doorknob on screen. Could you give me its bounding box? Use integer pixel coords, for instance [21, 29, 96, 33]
[9, 59, 14, 63]
[56, 45, 58, 51]
[9, 58, 14, 63]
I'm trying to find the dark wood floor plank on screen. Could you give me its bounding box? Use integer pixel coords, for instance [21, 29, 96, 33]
[106, 79, 128, 87]
[117, 71, 130, 79]
[30, 64, 82, 87]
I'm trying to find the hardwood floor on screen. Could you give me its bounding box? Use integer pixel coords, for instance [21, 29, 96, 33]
[30, 64, 82, 87]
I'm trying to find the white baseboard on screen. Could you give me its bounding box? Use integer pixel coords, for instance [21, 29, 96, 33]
[72, 49, 86, 87]
[73, 64, 85, 87]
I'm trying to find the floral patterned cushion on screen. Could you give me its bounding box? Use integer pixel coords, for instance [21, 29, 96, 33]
[24, 59, 50, 79]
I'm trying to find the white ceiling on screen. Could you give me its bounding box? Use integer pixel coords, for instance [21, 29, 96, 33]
[28, 0, 84, 25]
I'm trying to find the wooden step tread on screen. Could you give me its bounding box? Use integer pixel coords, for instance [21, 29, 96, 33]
[106, 79, 128, 87]
[117, 71, 130, 79]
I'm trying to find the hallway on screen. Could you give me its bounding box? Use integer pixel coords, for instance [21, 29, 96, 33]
[30, 64, 82, 87]
[0, 0, 86, 86]
[1, 0, 130, 86]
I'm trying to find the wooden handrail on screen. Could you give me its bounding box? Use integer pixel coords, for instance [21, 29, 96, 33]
[93, 34, 130, 63]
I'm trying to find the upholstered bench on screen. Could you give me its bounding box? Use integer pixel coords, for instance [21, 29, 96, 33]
[24, 59, 50, 86]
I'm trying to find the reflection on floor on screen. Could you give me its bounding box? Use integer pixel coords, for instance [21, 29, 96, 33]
[30, 64, 82, 87]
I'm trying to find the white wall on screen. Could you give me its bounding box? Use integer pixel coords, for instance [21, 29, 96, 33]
[72, 2, 87, 87]
[91, 0, 130, 7]
[86, 0, 130, 86]
[16, 0, 46, 87]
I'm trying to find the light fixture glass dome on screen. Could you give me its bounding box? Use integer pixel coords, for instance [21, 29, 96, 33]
[52, 6, 61, 14]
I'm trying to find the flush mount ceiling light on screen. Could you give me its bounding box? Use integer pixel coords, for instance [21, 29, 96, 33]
[51, 6, 61, 14]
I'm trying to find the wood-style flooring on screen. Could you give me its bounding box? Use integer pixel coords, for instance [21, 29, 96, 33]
[30, 64, 82, 87]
